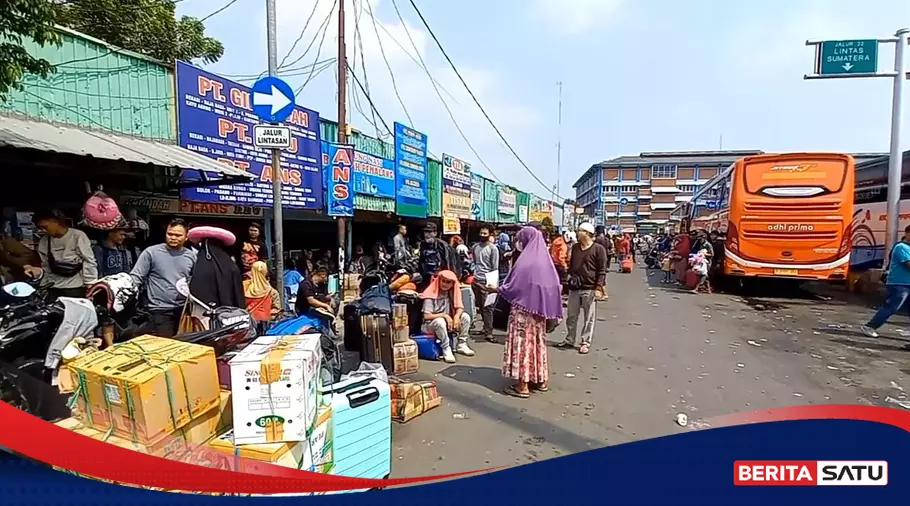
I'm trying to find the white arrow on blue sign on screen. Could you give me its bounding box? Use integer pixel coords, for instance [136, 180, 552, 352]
[251, 76, 296, 123]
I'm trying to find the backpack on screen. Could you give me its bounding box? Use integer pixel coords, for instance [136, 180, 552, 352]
[419, 239, 445, 277]
[209, 306, 256, 342]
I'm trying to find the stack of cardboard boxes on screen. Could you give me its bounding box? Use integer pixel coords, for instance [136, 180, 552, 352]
[54, 333, 336, 489]
[391, 303, 418, 376]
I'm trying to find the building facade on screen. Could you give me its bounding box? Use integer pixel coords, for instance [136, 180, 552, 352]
[573, 150, 763, 233]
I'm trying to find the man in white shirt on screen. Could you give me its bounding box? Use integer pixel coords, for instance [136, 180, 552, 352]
[24, 209, 98, 302]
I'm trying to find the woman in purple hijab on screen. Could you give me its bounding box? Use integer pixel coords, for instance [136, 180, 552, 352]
[488, 226, 562, 398]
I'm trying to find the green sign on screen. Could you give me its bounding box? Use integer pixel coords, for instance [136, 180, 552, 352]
[820, 39, 878, 74]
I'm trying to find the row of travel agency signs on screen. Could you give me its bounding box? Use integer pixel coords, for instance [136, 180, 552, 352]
[174, 61, 546, 223]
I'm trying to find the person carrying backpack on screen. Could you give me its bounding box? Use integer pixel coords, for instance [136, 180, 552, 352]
[418, 222, 456, 289]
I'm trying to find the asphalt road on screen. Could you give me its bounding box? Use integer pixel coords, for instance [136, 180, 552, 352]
[388, 266, 910, 478]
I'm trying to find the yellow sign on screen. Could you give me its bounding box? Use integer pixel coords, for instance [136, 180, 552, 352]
[442, 216, 461, 235]
[529, 197, 553, 223]
[442, 193, 472, 220]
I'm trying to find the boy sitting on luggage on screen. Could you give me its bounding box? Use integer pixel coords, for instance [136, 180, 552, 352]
[420, 269, 473, 363]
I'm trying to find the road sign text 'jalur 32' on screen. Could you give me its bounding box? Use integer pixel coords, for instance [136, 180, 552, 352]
[806, 30, 909, 266]
[819, 39, 878, 75]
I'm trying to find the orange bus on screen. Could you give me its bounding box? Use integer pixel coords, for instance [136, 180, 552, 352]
[679, 153, 855, 281]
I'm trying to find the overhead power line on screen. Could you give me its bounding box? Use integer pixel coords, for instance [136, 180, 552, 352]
[389, 0, 503, 184]
[280, 0, 337, 71]
[351, 0, 383, 138]
[360, 2, 458, 105]
[277, 0, 322, 69]
[407, 0, 564, 199]
[362, 0, 413, 129]
[200, 0, 239, 22]
[346, 61, 393, 137]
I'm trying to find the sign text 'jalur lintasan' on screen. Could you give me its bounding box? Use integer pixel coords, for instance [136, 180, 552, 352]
[174, 61, 323, 209]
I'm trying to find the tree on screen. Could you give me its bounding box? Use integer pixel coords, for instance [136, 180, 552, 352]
[0, 0, 59, 99]
[55, 0, 224, 64]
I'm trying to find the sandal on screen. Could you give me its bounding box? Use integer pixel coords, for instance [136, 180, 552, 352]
[531, 383, 549, 392]
[554, 341, 575, 350]
[579, 344, 590, 355]
[503, 385, 530, 398]
[485, 336, 498, 343]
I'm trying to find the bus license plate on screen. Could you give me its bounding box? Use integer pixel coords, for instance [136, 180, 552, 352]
[774, 269, 799, 276]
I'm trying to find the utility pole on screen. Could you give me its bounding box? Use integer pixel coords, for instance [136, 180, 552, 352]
[266, 0, 285, 309]
[336, 0, 348, 277]
[719, 134, 723, 150]
[885, 28, 907, 264]
[555, 81, 562, 202]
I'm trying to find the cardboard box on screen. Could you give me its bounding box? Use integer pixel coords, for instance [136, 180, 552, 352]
[309, 405, 334, 474]
[55, 390, 231, 458]
[69, 335, 221, 445]
[390, 377, 441, 423]
[207, 429, 314, 472]
[230, 334, 322, 445]
[392, 339, 418, 375]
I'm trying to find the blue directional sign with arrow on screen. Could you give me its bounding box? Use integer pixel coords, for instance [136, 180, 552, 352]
[251, 76, 296, 123]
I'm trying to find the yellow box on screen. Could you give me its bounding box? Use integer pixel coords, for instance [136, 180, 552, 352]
[69, 335, 221, 445]
[204, 430, 313, 472]
[56, 390, 232, 458]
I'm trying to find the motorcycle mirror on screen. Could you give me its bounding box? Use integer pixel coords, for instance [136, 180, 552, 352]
[175, 277, 190, 297]
[2, 282, 36, 298]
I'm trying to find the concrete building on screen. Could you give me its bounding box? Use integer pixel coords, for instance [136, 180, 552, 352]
[572, 150, 762, 233]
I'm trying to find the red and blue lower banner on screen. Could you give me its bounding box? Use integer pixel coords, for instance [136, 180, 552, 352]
[1, 401, 910, 504]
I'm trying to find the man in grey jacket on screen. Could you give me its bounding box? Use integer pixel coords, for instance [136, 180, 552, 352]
[471, 225, 499, 342]
[130, 219, 196, 337]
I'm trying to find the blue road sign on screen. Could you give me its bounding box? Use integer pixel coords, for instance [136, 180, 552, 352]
[619, 197, 629, 205]
[251, 76, 296, 123]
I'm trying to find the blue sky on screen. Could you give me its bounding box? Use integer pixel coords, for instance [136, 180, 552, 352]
[178, 0, 910, 200]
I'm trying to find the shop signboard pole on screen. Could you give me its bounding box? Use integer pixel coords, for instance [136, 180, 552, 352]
[805, 30, 908, 265]
[337, 0, 348, 279]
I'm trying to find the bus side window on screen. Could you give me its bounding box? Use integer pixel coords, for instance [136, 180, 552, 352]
[719, 176, 730, 209]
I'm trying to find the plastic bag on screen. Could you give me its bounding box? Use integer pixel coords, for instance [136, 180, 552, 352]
[344, 361, 388, 384]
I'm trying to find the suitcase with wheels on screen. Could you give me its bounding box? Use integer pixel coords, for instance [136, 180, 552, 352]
[343, 303, 363, 352]
[621, 257, 633, 273]
[360, 314, 394, 373]
[685, 268, 699, 289]
[319, 377, 392, 491]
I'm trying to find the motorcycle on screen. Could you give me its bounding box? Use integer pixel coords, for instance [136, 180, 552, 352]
[0, 282, 70, 419]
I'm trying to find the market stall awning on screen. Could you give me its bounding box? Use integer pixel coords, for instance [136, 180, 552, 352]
[0, 115, 252, 186]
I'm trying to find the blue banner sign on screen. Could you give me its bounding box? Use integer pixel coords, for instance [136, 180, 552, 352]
[175, 61, 323, 209]
[353, 151, 396, 198]
[394, 122, 428, 218]
[324, 143, 355, 217]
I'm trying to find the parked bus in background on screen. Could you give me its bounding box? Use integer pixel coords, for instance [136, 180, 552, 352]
[678, 153, 855, 281]
[851, 156, 910, 272]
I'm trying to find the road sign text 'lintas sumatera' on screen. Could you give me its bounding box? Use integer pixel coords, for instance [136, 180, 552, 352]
[820, 39, 878, 74]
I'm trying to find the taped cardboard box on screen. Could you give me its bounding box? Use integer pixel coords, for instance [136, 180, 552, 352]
[309, 405, 334, 474]
[229, 334, 322, 445]
[389, 377, 441, 423]
[54, 390, 232, 459]
[69, 335, 221, 445]
[392, 339, 418, 375]
[206, 429, 314, 473]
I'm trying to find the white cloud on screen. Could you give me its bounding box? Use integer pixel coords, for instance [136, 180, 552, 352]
[530, 0, 624, 37]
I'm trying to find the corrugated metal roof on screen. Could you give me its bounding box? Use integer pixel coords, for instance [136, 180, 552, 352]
[0, 115, 252, 180]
